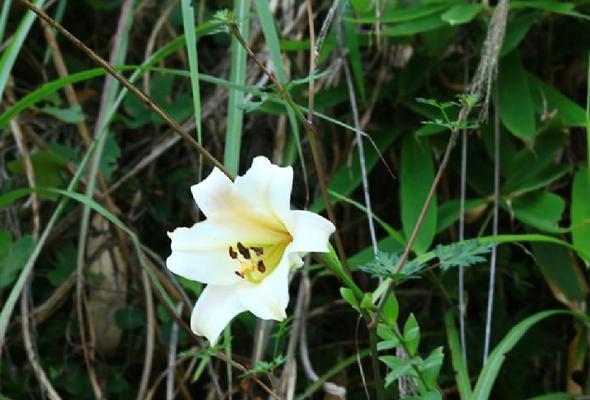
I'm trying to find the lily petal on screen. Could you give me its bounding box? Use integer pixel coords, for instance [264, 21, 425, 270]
[237, 252, 291, 321]
[233, 156, 293, 224]
[191, 167, 234, 219]
[191, 285, 245, 345]
[287, 210, 335, 253]
[167, 218, 286, 285]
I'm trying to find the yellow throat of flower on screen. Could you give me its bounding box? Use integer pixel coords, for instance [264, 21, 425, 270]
[229, 239, 290, 284]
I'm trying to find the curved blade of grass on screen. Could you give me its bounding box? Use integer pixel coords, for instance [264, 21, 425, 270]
[180, 0, 202, 142]
[0, 0, 45, 100]
[444, 311, 472, 399]
[0, 65, 264, 129]
[472, 310, 590, 399]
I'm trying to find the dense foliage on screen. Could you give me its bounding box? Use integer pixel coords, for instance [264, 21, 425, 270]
[1, 0, 590, 399]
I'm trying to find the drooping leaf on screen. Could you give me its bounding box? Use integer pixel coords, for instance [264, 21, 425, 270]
[401, 135, 437, 254]
[499, 51, 536, 141]
[441, 3, 483, 26]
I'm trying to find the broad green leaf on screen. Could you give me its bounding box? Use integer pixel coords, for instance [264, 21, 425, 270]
[383, 13, 447, 37]
[499, 51, 536, 141]
[437, 198, 487, 234]
[511, 192, 565, 232]
[347, 4, 449, 24]
[403, 313, 420, 356]
[500, 11, 538, 56]
[400, 135, 437, 254]
[380, 355, 415, 387]
[383, 292, 399, 326]
[7, 151, 68, 196]
[0, 235, 35, 289]
[421, 346, 444, 389]
[531, 243, 587, 307]
[441, 3, 483, 26]
[528, 73, 586, 127]
[571, 170, 590, 254]
[340, 287, 360, 312]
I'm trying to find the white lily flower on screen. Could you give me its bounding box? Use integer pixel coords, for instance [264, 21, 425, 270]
[166, 156, 335, 345]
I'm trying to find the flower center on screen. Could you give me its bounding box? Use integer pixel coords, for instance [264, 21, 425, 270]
[229, 241, 288, 284]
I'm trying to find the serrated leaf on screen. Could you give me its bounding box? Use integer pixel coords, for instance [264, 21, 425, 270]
[434, 239, 493, 270]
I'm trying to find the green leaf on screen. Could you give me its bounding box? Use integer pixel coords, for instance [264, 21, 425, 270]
[180, 0, 202, 142]
[441, 3, 483, 26]
[383, 292, 399, 326]
[420, 346, 444, 389]
[383, 13, 447, 37]
[531, 242, 587, 306]
[499, 51, 536, 141]
[400, 135, 437, 254]
[7, 151, 68, 196]
[224, 0, 252, 175]
[444, 311, 473, 399]
[340, 287, 360, 312]
[528, 73, 586, 127]
[41, 104, 85, 123]
[0, 0, 46, 100]
[47, 244, 76, 286]
[380, 355, 415, 387]
[403, 313, 420, 356]
[571, 169, 590, 254]
[0, 235, 35, 289]
[434, 240, 493, 270]
[437, 198, 487, 234]
[114, 306, 145, 330]
[511, 192, 565, 232]
[500, 11, 538, 56]
[99, 134, 121, 181]
[472, 310, 590, 399]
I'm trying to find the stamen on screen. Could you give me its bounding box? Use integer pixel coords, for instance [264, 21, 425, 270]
[251, 246, 264, 256]
[234, 271, 244, 278]
[237, 242, 251, 259]
[228, 246, 238, 259]
[257, 260, 266, 273]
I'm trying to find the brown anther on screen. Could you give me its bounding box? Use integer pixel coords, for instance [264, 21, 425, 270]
[251, 246, 264, 256]
[229, 246, 238, 259]
[234, 271, 245, 278]
[237, 242, 251, 259]
[257, 260, 266, 273]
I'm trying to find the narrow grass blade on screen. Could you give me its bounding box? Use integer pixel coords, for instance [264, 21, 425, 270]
[224, 0, 252, 175]
[0, 0, 46, 100]
[181, 0, 202, 142]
